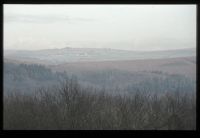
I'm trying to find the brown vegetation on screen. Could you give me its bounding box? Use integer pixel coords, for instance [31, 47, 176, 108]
[4, 76, 196, 130]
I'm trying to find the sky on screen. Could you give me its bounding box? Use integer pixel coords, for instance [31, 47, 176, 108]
[4, 4, 196, 51]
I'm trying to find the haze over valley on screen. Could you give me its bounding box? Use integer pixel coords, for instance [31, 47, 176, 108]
[3, 4, 196, 130]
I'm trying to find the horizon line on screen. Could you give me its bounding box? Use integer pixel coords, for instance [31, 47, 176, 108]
[4, 46, 196, 52]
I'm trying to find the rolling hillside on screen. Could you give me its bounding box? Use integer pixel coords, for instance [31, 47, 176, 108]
[4, 47, 196, 65]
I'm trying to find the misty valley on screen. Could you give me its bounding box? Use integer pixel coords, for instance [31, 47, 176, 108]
[3, 48, 196, 130]
[3, 4, 196, 130]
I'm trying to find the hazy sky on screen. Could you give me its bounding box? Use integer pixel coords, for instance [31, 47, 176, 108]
[4, 4, 196, 51]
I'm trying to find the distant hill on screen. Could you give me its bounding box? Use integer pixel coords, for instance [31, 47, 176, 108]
[4, 47, 196, 65]
[4, 57, 196, 94]
[51, 56, 196, 79]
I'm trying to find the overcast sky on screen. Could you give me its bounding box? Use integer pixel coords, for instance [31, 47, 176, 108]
[4, 4, 196, 51]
